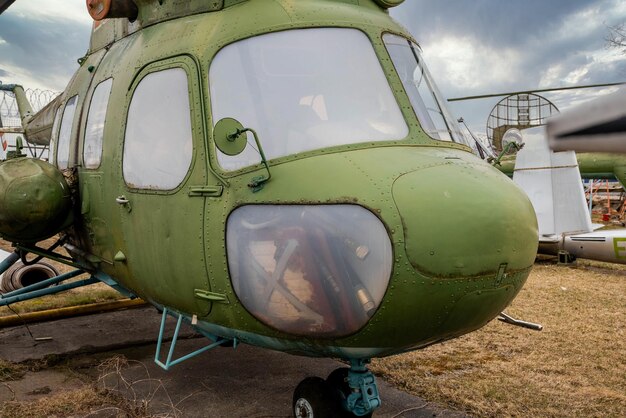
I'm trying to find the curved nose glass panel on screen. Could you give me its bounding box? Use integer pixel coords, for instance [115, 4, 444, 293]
[383, 34, 468, 146]
[210, 28, 408, 171]
[226, 205, 393, 338]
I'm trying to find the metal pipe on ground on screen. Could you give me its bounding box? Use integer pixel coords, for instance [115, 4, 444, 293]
[0, 298, 147, 327]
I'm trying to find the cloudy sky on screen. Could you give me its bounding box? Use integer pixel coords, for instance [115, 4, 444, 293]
[1, 0, 625, 135]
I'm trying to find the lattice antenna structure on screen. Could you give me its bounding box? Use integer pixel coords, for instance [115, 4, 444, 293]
[487, 93, 559, 152]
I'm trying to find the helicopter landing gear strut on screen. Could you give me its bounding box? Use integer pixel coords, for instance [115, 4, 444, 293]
[293, 359, 380, 418]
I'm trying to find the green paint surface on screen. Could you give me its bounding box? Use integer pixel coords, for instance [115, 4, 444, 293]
[9, 0, 538, 358]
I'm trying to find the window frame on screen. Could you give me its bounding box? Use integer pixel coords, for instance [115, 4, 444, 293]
[381, 32, 468, 146]
[49, 106, 63, 165]
[206, 27, 415, 177]
[83, 77, 114, 170]
[122, 56, 201, 194]
[56, 95, 79, 170]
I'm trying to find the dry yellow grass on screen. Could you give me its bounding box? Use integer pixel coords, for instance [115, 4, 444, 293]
[372, 261, 626, 417]
[0, 386, 119, 418]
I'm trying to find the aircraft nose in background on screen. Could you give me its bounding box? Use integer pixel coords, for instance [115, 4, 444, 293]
[392, 161, 538, 278]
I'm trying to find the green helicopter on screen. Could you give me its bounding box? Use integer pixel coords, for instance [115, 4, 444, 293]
[0, 1, 539, 416]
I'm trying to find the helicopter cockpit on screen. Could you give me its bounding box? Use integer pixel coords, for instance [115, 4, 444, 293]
[210, 28, 467, 172]
[210, 27, 474, 338]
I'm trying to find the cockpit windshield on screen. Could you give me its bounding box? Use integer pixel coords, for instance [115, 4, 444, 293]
[209, 28, 408, 171]
[383, 34, 468, 145]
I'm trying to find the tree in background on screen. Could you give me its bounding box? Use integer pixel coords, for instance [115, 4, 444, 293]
[606, 23, 626, 55]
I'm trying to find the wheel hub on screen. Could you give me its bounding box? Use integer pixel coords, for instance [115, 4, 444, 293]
[295, 397, 314, 418]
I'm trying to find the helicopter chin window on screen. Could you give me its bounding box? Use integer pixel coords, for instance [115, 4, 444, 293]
[226, 205, 392, 338]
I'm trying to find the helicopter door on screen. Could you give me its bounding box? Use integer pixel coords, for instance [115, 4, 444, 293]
[117, 57, 212, 316]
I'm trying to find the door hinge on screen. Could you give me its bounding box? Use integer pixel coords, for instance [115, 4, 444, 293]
[188, 185, 223, 197]
[194, 289, 229, 304]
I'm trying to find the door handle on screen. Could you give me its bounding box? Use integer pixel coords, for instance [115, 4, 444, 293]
[116, 195, 132, 212]
[188, 185, 224, 197]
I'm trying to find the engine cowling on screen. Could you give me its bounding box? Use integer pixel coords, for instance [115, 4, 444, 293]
[0, 158, 73, 243]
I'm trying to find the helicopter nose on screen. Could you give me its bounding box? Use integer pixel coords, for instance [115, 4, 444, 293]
[392, 160, 538, 278]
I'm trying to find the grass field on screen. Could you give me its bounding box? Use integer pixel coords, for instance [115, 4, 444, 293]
[372, 259, 626, 417]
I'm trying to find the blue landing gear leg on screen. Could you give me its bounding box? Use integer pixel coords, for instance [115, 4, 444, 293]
[293, 359, 381, 418]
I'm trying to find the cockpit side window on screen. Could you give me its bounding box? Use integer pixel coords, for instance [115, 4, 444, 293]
[383, 34, 467, 145]
[49, 106, 63, 165]
[209, 28, 408, 171]
[56, 95, 78, 170]
[84, 78, 113, 169]
[123, 68, 193, 190]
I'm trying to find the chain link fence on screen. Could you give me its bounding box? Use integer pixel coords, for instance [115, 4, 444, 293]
[0, 89, 60, 159]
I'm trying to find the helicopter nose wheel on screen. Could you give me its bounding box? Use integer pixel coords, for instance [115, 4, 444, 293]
[292, 360, 379, 417]
[293, 377, 336, 418]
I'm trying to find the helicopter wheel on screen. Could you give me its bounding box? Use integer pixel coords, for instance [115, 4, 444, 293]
[326, 368, 373, 418]
[293, 377, 341, 418]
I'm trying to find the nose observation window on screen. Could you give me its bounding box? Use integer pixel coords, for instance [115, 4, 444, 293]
[226, 205, 393, 338]
[383, 33, 467, 145]
[209, 28, 408, 171]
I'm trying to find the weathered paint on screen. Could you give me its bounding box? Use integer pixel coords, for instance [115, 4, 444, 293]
[0, 158, 73, 242]
[8, 0, 537, 359]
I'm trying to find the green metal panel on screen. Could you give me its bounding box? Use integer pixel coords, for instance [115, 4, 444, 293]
[198, 145, 536, 353]
[115, 56, 212, 317]
[19, 0, 539, 359]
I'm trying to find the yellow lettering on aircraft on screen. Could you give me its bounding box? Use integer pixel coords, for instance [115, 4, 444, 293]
[613, 237, 626, 259]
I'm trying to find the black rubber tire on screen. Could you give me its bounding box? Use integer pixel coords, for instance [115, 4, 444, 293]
[293, 377, 337, 418]
[327, 367, 350, 395]
[326, 368, 373, 418]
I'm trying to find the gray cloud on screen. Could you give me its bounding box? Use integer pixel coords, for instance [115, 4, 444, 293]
[393, 0, 611, 48]
[0, 13, 90, 90]
[0, 1, 624, 136]
[392, 0, 626, 133]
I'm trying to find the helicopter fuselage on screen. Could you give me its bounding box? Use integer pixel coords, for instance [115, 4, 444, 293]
[7, 0, 539, 360]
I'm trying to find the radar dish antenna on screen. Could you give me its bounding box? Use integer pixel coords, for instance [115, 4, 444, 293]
[487, 93, 558, 152]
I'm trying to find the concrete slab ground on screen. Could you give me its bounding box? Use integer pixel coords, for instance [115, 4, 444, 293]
[0, 307, 465, 417]
[0, 305, 196, 363]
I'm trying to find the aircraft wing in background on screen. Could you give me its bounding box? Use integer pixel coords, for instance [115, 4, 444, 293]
[514, 127, 592, 240]
[515, 126, 626, 264]
[548, 88, 626, 153]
